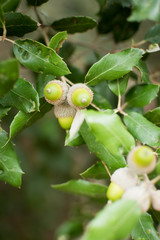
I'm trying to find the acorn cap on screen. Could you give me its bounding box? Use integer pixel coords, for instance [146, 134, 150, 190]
[67, 83, 93, 109]
[111, 167, 139, 191]
[122, 183, 151, 212]
[44, 80, 69, 105]
[127, 146, 157, 174]
[54, 103, 77, 118]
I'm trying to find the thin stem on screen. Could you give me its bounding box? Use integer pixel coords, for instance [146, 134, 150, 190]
[34, 6, 49, 47]
[61, 76, 74, 86]
[132, 40, 147, 48]
[101, 160, 111, 178]
[0, 37, 14, 44]
[90, 103, 103, 112]
[151, 176, 160, 185]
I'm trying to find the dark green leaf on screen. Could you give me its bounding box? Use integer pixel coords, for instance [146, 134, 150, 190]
[57, 219, 83, 239]
[0, 105, 10, 120]
[108, 74, 129, 96]
[82, 199, 141, 240]
[125, 84, 159, 107]
[0, 12, 38, 37]
[59, 41, 75, 61]
[124, 111, 160, 147]
[65, 132, 84, 147]
[0, 127, 23, 187]
[49, 31, 67, 52]
[144, 107, 160, 127]
[9, 98, 52, 139]
[145, 24, 160, 44]
[136, 60, 151, 84]
[80, 162, 110, 179]
[0, 0, 20, 12]
[95, 0, 107, 10]
[52, 16, 97, 34]
[52, 179, 107, 199]
[128, 0, 160, 22]
[85, 48, 143, 86]
[67, 65, 85, 84]
[98, 3, 139, 42]
[0, 58, 19, 98]
[0, 78, 39, 113]
[36, 73, 55, 98]
[13, 39, 70, 76]
[27, 0, 48, 6]
[131, 213, 160, 240]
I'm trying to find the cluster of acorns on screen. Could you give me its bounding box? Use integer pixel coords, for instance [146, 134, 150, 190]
[43, 80, 93, 130]
[107, 145, 160, 212]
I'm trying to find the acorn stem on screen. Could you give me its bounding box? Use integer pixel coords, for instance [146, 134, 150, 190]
[90, 103, 103, 112]
[61, 76, 74, 86]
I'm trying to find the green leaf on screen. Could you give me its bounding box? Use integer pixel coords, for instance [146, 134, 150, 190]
[85, 48, 143, 86]
[0, 0, 20, 12]
[0, 105, 10, 120]
[0, 58, 19, 98]
[145, 24, 160, 44]
[52, 179, 107, 199]
[108, 74, 129, 96]
[9, 98, 52, 139]
[65, 132, 84, 147]
[92, 89, 111, 110]
[0, 78, 39, 113]
[49, 31, 67, 52]
[131, 213, 160, 240]
[128, 0, 160, 22]
[13, 39, 70, 76]
[36, 73, 55, 98]
[0, 127, 23, 187]
[80, 120, 126, 172]
[144, 107, 160, 127]
[83, 110, 135, 156]
[124, 111, 160, 147]
[136, 60, 151, 84]
[52, 16, 97, 34]
[27, 0, 48, 6]
[82, 199, 141, 240]
[125, 84, 159, 107]
[0, 12, 38, 37]
[80, 161, 110, 179]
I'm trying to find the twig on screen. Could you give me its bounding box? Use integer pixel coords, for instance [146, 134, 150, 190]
[0, 37, 14, 44]
[101, 160, 111, 178]
[151, 176, 160, 185]
[34, 6, 49, 46]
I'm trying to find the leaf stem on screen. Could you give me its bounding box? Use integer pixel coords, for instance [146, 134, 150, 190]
[0, 37, 15, 44]
[101, 160, 111, 178]
[61, 76, 74, 86]
[132, 40, 147, 48]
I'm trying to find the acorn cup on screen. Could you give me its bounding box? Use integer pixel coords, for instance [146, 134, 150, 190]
[54, 103, 77, 130]
[67, 83, 93, 109]
[44, 80, 69, 105]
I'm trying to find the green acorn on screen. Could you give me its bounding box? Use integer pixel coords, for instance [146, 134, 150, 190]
[44, 80, 69, 105]
[67, 83, 93, 109]
[54, 103, 76, 130]
[127, 146, 157, 174]
[107, 182, 124, 202]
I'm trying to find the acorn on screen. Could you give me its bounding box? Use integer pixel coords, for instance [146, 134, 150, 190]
[127, 146, 157, 174]
[44, 80, 69, 105]
[107, 182, 124, 202]
[67, 83, 93, 109]
[54, 103, 76, 130]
